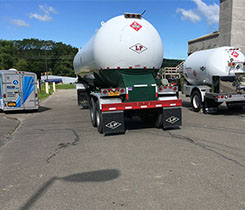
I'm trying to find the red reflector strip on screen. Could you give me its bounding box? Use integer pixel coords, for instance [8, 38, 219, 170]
[101, 100, 182, 112]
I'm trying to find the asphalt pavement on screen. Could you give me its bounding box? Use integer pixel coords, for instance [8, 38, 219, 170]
[1, 89, 245, 210]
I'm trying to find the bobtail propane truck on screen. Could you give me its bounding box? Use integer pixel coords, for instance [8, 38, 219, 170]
[74, 13, 182, 135]
[0, 69, 39, 111]
[183, 47, 245, 113]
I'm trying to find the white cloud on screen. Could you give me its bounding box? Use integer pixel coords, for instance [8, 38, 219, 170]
[11, 19, 29, 27]
[30, 4, 57, 22]
[193, 0, 219, 25]
[177, 0, 219, 25]
[176, 8, 201, 23]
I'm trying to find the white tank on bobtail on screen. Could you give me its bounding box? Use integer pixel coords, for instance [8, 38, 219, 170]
[73, 13, 163, 74]
[183, 47, 245, 86]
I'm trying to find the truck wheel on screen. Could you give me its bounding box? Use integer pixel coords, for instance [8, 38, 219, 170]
[96, 101, 103, 134]
[155, 111, 163, 128]
[191, 90, 202, 112]
[90, 98, 97, 127]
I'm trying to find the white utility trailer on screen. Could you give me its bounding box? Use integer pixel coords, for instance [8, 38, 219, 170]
[0, 70, 39, 111]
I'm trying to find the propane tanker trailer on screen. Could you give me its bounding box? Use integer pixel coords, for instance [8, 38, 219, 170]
[183, 47, 245, 113]
[74, 13, 182, 135]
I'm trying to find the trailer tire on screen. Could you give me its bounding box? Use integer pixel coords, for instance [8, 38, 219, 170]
[90, 98, 97, 127]
[191, 90, 202, 112]
[96, 101, 103, 134]
[155, 111, 163, 128]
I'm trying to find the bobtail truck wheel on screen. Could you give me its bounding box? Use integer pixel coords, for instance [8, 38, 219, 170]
[191, 90, 202, 112]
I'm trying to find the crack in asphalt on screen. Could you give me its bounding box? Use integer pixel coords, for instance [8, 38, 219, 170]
[183, 123, 245, 135]
[167, 131, 245, 168]
[46, 129, 80, 163]
[0, 117, 22, 148]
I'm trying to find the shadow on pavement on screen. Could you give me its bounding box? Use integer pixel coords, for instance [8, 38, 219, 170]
[3, 106, 51, 115]
[125, 117, 156, 131]
[209, 107, 245, 116]
[19, 169, 120, 210]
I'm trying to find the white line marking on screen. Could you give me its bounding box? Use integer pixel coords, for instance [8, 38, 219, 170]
[134, 84, 148, 87]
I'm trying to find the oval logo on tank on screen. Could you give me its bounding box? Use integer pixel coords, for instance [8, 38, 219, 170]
[129, 43, 147, 54]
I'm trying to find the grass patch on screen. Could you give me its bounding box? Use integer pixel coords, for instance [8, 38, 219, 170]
[38, 83, 75, 101]
[38, 84, 54, 101]
[56, 83, 75, 89]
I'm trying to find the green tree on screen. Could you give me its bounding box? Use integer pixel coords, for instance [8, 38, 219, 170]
[0, 40, 17, 69]
[14, 58, 28, 71]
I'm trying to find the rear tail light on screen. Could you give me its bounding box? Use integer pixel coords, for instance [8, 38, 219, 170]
[158, 87, 163, 92]
[243, 62, 245, 66]
[3, 94, 6, 98]
[120, 89, 125, 94]
[232, 62, 236, 66]
[221, 95, 224, 98]
[103, 90, 107, 94]
[174, 87, 177, 91]
[163, 86, 167, 89]
[229, 94, 232, 98]
[35, 93, 38, 98]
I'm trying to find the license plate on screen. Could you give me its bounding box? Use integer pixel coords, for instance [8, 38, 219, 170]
[8, 102, 16, 107]
[108, 91, 120, 96]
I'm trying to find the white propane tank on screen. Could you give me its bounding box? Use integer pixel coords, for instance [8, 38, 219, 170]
[183, 47, 245, 86]
[73, 13, 163, 74]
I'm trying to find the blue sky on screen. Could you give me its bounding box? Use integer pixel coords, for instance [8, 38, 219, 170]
[0, 0, 219, 59]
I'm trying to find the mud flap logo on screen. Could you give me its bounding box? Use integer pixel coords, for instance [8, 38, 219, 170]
[106, 121, 122, 130]
[166, 116, 179, 124]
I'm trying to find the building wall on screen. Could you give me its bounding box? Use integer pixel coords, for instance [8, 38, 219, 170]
[230, 0, 245, 53]
[188, 33, 219, 55]
[188, 0, 245, 55]
[218, 0, 232, 47]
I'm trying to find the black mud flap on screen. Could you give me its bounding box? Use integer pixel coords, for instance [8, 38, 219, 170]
[102, 111, 125, 135]
[162, 107, 182, 129]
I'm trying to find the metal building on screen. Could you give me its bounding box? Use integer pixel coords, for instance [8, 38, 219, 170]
[188, 0, 245, 55]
